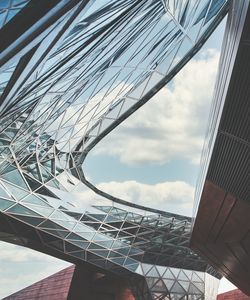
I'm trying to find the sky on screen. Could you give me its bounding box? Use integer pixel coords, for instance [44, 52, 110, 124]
[0, 14, 238, 299]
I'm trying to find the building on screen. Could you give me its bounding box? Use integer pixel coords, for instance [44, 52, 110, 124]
[191, 0, 250, 295]
[0, 0, 246, 299]
[3, 265, 136, 300]
[3, 266, 75, 300]
[217, 289, 250, 300]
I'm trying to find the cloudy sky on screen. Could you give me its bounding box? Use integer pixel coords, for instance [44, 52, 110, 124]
[0, 17, 237, 298]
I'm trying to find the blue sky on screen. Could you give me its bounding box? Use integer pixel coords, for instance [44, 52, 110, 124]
[0, 15, 237, 298]
[82, 19, 226, 216]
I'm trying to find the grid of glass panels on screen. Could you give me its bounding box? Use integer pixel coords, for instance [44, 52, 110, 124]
[0, 0, 228, 299]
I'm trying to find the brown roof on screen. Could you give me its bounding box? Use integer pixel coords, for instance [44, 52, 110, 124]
[3, 266, 75, 300]
[217, 289, 250, 300]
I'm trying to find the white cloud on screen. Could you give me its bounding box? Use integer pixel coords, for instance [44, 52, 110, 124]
[93, 49, 220, 166]
[0, 242, 55, 262]
[0, 241, 71, 298]
[75, 180, 195, 216]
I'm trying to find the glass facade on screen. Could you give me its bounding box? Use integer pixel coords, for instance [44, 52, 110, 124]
[0, 0, 30, 29]
[0, 0, 229, 299]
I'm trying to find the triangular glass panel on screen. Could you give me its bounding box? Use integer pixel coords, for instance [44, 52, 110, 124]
[26, 204, 54, 217]
[39, 219, 65, 231]
[178, 280, 190, 291]
[0, 185, 10, 198]
[1, 169, 28, 190]
[192, 272, 204, 283]
[125, 263, 138, 272]
[75, 231, 95, 240]
[95, 240, 113, 248]
[110, 257, 126, 265]
[13, 215, 44, 226]
[142, 264, 153, 275]
[23, 174, 41, 191]
[93, 206, 112, 213]
[188, 282, 203, 294]
[163, 279, 175, 290]
[90, 249, 109, 258]
[178, 270, 190, 281]
[142, 72, 164, 97]
[68, 240, 89, 249]
[64, 211, 82, 220]
[87, 213, 106, 222]
[88, 243, 105, 251]
[48, 240, 64, 251]
[86, 252, 100, 261]
[70, 251, 86, 260]
[147, 266, 159, 277]
[3, 181, 29, 200]
[114, 247, 130, 256]
[65, 242, 82, 253]
[44, 229, 69, 239]
[170, 268, 180, 278]
[7, 204, 40, 217]
[156, 43, 179, 75]
[156, 266, 167, 277]
[192, 282, 204, 292]
[135, 264, 143, 275]
[21, 194, 49, 207]
[163, 269, 175, 280]
[0, 198, 15, 210]
[124, 257, 137, 266]
[170, 281, 185, 293]
[36, 186, 60, 199]
[67, 232, 84, 241]
[50, 210, 68, 220]
[106, 100, 124, 119]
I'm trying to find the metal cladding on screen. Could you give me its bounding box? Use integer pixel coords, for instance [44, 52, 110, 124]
[191, 0, 250, 296]
[0, 0, 229, 299]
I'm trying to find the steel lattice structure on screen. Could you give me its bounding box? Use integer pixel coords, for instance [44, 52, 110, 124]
[0, 0, 229, 299]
